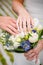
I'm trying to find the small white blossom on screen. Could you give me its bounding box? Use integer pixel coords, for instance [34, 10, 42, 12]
[0, 29, 2, 33]
[4, 46, 9, 50]
[0, 33, 4, 37]
[9, 35, 14, 41]
[9, 35, 15, 43]
[4, 46, 14, 50]
[29, 33, 38, 43]
[41, 35, 43, 39]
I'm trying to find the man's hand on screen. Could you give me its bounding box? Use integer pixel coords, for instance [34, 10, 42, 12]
[0, 16, 18, 35]
[12, 0, 24, 4]
[12, 0, 34, 33]
[17, 10, 34, 32]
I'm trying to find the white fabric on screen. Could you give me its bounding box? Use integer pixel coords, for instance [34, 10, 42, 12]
[14, 53, 40, 65]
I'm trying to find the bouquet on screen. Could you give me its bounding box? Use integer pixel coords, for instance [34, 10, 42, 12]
[0, 18, 43, 53]
[0, 18, 43, 65]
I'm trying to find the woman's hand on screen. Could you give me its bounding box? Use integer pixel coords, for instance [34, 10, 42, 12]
[12, 0, 34, 32]
[24, 40, 43, 63]
[0, 16, 18, 35]
[17, 9, 34, 32]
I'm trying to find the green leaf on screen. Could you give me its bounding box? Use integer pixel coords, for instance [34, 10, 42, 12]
[38, 29, 43, 40]
[6, 51, 14, 63]
[0, 53, 7, 65]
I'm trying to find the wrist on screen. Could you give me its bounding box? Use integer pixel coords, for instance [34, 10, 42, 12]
[13, 1, 25, 15]
[37, 42, 43, 53]
[35, 41, 43, 55]
[18, 6, 26, 15]
[38, 40, 43, 51]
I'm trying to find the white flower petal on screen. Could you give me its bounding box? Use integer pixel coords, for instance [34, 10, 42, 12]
[29, 33, 38, 43]
[14, 42, 20, 49]
[9, 35, 15, 42]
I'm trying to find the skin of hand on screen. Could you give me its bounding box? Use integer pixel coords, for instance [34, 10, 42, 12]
[24, 40, 43, 63]
[12, 0, 34, 32]
[0, 16, 19, 35]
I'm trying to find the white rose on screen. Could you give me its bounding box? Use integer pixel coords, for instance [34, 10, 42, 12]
[29, 33, 38, 43]
[14, 42, 20, 49]
[15, 37, 21, 43]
